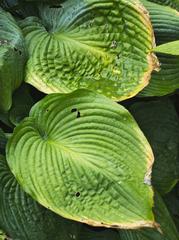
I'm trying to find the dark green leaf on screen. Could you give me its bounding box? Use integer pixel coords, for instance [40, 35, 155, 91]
[130, 98, 179, 194]
[120, 193, 179, 240]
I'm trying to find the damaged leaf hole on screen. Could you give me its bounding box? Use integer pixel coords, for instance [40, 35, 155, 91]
[71, 108, 81, 118]
[14, 47, 22, 55]
[75, 192, 80, 198]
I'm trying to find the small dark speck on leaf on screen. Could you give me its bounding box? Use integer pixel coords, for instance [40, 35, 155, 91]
[76, 192, 80, 197]
[77, 111, 81, 118]
[71, 108, 81, 118]
[71, 108, 77, 113]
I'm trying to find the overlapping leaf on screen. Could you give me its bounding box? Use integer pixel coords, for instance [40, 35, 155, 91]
[0, 7, 26, 111]
[119, 193, 179, 240]
[19, 0, 157, 100]
[139, 0, 179, 97]
[154, 40, 179, 56]
[130, 98, 179, 194]
[7, 89, 155, 229]
[0, 154, 80, 240]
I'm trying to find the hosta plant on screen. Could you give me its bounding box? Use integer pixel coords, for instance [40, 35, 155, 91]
[0, 0, 179, 239]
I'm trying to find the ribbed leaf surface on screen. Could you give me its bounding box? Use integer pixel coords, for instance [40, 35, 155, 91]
[20, 0, 157, 101]
[130, 99, 179, 194]
[7, 89, 155, 229]
[147, 0, 179, 10]
[139, 0, 179, 96]
[0, 154, 80, 240]
[0, 8, 26, 111]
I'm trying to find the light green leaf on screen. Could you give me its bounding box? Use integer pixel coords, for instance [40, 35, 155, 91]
[0, 154, 80, 240]
[20, 0, 157, 101]
[119, 193, 179, 240]
[0, 7, 26, 111]
[139, 0, 179, 97]
[130, 99, 179, 194]
[7, 89, 155, 229]
[154, 40, 179, 55]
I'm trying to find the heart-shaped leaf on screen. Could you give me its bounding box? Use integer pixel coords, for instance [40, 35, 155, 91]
[7, 89, 155, 229]
[0, 154, 80, 240]
[19, 0, 157, 100]
[130, 99, 179, 194]
[0, 8, 26, 111]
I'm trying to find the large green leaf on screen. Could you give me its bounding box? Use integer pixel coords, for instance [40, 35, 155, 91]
[0, 154, 80, 240]
[119, 193, 179, 240]
[7, 89, 155, 229]
[130, 98, 179, 194]
[139, 0, 179, 97]
[0, 8, 26, 111]
[19, 0, 157, 101]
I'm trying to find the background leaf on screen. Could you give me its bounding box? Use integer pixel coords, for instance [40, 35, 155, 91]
[119, 193, 179, 240]
[129, 98, 179, 194]
[146, 0, 179, 10]
[9, 84, 35, 126]
[0, 7, 26, 111]
[139, 0, 179, 97]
